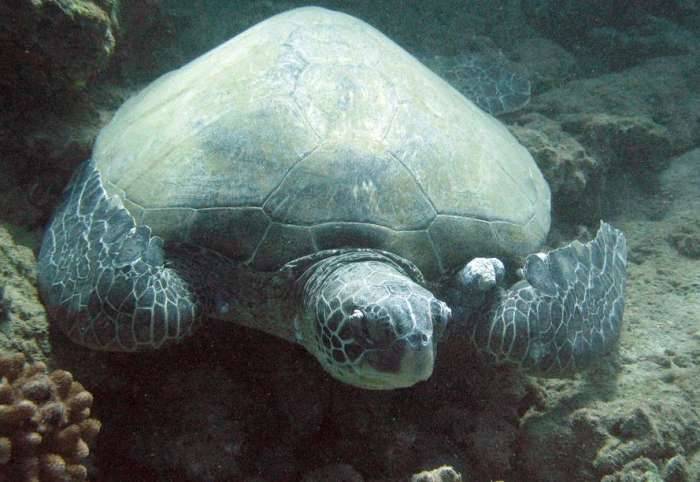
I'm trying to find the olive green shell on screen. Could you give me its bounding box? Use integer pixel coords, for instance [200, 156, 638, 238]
[93, 6, 550, 279]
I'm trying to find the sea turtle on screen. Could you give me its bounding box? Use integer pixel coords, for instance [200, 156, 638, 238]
[37, 7, 627, 389]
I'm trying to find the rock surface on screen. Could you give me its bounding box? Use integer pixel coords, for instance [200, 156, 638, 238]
[520, 150, 700, 482]
[0, 0, 118, 98]
[0, 226, 49, 362]
[0, 2, 698, 482]
[509, 113, 600, 223]
[526, 55, 700, 156]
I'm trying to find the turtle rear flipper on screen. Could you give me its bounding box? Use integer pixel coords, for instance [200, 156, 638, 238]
[37, 160, 209, 352]
[421, 52, 531, 115]
[470, 222, 628, 377]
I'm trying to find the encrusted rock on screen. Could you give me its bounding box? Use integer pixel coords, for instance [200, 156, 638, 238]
[521, 398, 700, 481]
[0, 0, 118, 97]
[561, 113, 673, 174]
[528, 55, 700, 154]
[668, 217, 700, 258]
[600, 457, 662, 482]
[509, 113, 600, 222]
[522, 0, 696, 60]
[586, 15, 699, 70]
[0, 1, 125, 230]
[663, 455, 689, 482]
[0, 226, 50, 362]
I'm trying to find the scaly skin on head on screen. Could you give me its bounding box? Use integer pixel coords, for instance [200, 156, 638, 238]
[294, 251, 451, 389]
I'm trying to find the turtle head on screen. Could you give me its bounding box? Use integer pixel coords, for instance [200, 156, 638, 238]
[296, 258, 451, 389]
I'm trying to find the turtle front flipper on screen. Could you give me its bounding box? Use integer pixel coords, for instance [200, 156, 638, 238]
[465, 222, 628, 377]
[38, 160, 209, 351]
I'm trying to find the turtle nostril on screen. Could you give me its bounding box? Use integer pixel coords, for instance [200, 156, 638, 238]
[407, 332, 430, 348]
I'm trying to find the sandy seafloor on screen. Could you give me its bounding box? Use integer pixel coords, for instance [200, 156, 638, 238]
[0, 1, 699, 481]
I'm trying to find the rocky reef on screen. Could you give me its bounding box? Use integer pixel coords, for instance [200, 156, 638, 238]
[0, 0, 118, 98]
[0, 352, 100, 481]
[0, 1, 698, 481]
[0, 226, 50, 362]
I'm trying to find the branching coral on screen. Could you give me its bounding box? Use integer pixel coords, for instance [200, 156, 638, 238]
[0, 352, 100, 481]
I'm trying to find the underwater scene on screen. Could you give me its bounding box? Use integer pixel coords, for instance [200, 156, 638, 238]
[0, 1, 699, 481]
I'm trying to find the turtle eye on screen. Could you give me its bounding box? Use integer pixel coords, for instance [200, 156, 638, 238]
[349, 309, 365, 322]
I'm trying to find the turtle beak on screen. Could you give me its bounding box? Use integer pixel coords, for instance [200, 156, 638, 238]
[361, 331, 435, 388]
[401, 331, 435, 382]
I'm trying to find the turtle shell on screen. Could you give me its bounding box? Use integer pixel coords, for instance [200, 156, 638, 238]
[93, 6, 550, 279]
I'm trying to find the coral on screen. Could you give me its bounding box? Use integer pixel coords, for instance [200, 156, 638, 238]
[0, 352, 100, 482]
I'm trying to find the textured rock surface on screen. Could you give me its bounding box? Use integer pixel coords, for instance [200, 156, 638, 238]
[509, 113, 600, 223]
[0, 84, 129, 231]
[522, 0, 699, 68]
[518, 150, 700, 482]
[668, 218, 700, 259]
[585, 15, 699, 71]
[526, 55, 700, 156]
[562, 114, 674, 174]
[0, 226, 49, 362]
[0, 2, 699, 481]
[0, 0, 118, 98]
[0, 0, 127, 231]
